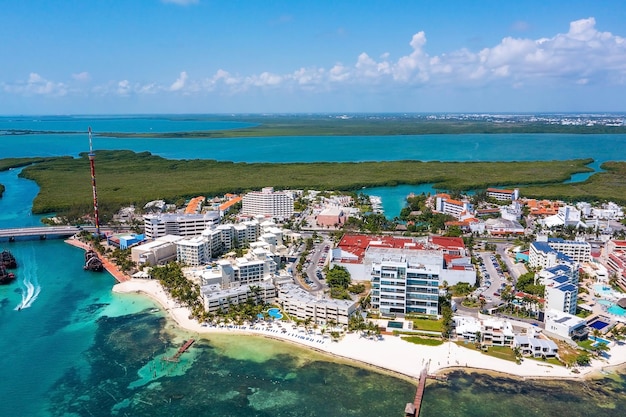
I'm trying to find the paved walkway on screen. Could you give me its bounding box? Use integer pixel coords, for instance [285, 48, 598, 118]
[64, 238, 131, 282]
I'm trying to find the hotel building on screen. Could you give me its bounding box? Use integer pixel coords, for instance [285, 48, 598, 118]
[143, 212, 220, 239]
[242, 187, 294, 219]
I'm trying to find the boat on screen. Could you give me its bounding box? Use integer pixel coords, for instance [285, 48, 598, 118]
[0, 250, 17, 269]
[0, 265, 16, 284]
[84, 250, 104, 272]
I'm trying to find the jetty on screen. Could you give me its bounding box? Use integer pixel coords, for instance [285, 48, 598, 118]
[162, 339, 195, 363]
[405, 368, 427, 416]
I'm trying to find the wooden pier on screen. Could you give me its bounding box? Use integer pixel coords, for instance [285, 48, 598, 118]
[162, 339, 195, 363]
[405, 368, 427, 416]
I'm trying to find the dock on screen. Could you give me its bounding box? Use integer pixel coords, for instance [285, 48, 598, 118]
[405, 368, 427, 416]
[162, 339, 195, 363]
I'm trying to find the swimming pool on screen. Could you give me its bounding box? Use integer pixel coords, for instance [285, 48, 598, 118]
[267, 308, 283, 320]
[588, 319, 610, 330]
[593, 284, 623, 300]
[607, 305, 626, 317]
[597, 299, 613, 306]
[589, 335, 611, 346]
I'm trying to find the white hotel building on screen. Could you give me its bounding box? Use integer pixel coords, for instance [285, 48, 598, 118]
[434, 194, 474, 220]
[242, 187, 294, 219]
[278, 283, 359, 325]
[143, 212, 221, 239]
[529, 236, 591, 269]
[370, 258, 440, 316]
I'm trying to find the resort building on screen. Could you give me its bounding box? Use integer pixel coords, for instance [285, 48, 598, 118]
[513, 333, 559, 358]
[370, 256, 440, 316]
[544, 309, 588, 341]
[542, 205, 587, 229]
[200, 282, 277, 314]
[486, 187, 520, 201]
[241, 187, 294, 219]
[605, 240, 626, 291]
[529, 236, 591, 268]
[143, 212, 220, 239]
[315, 207, 347, 228]
[278, 283, 359, 325]
[106, 232, 145, 250]
[538, 266, 578, 318]
[176, 235, 210, 267]
[484, 218, 525, 236]
[434, 193, 474, 220]
[131, 234, 184, 266]
[454, 316, 515, 347]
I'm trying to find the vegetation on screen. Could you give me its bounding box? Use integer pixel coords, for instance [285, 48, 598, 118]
[3, 151, 605, 216]
[515, 272, 545, 297]
[326, 265, 353, 299]
[408, 317, 445, 332]
[150, 263, 206, 321]
[58, 115, 626, 138]
[401, 336, 444, 346]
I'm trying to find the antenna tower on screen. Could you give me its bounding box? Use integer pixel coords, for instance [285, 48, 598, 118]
[88, 127, 101, 236]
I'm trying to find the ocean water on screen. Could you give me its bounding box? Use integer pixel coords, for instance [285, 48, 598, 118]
[1, 116, 626, 416]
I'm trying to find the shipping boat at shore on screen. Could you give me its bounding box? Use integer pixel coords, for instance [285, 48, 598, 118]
[84, 250, 104, 272]
[0, 265, 16, 284]
[1, 250, 17, 269]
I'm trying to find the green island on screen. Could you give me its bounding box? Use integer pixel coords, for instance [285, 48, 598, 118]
[5, 115, 626, 138]
[1, 150, 626, 218]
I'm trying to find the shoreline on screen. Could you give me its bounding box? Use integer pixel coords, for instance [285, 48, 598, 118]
[112, 278, 626, 382]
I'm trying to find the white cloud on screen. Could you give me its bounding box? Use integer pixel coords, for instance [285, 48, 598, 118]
[3, 17, 626, 103]
[117, 80, 131, 96]
[1, 72, 67, 96]
[72, 72, 91, 82]
[170, 71, 188, 91]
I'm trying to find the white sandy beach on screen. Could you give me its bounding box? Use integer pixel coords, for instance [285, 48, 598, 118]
[113, 278, 626, 381]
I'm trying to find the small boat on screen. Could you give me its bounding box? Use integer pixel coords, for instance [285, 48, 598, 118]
[0, 250, 17, 269]
[84, 250, 104, 272]
[0, 265, 16, 285]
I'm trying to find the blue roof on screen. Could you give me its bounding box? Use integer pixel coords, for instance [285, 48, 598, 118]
[556, 283, 577, 293]
[552, 275, 570, 284]
[545, 264, 571, 275]
[532, 241, 555, 254]
[548, 238, 587, 245]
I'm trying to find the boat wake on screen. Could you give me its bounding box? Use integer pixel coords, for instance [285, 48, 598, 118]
[14, 249, 41, 310]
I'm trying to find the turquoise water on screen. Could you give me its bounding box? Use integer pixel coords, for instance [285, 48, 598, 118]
[608, 305, 626, 317]
[267, 307, 283, 319]
[1, 116, 626, 416]
[589, 336, 611, 345]
[0, 115, 256, 133]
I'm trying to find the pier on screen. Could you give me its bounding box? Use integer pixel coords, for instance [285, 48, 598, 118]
[0, 226, 80, 242]
[405, 368, 427, 416]
[162, 339, 195, 363]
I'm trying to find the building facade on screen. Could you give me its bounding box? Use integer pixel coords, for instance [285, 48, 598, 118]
[370, 259, 439, 316]
[242, 187, 294, 219]
[143, 212, 220, 239]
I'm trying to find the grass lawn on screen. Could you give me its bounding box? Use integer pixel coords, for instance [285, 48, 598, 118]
[577, 339, 594, 350]
[481, 345, 517, 362]
[401, 336, 444, 346]
[410, 318, 445, 332]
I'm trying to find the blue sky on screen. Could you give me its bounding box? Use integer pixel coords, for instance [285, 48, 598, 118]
[2, 0, 626, 114]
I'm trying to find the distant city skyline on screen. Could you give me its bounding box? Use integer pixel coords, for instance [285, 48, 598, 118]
[2, 0, 626, 114]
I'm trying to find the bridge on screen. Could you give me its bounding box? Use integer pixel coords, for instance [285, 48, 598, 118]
[0, 226, 81, 242]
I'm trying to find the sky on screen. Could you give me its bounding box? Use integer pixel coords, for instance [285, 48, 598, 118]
[1, 0, 626, 114]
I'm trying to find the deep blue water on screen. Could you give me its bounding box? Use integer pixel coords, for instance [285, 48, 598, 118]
[1, 116, 625, 416]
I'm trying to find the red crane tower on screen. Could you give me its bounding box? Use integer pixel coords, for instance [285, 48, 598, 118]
[88, 127, 101, 237]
